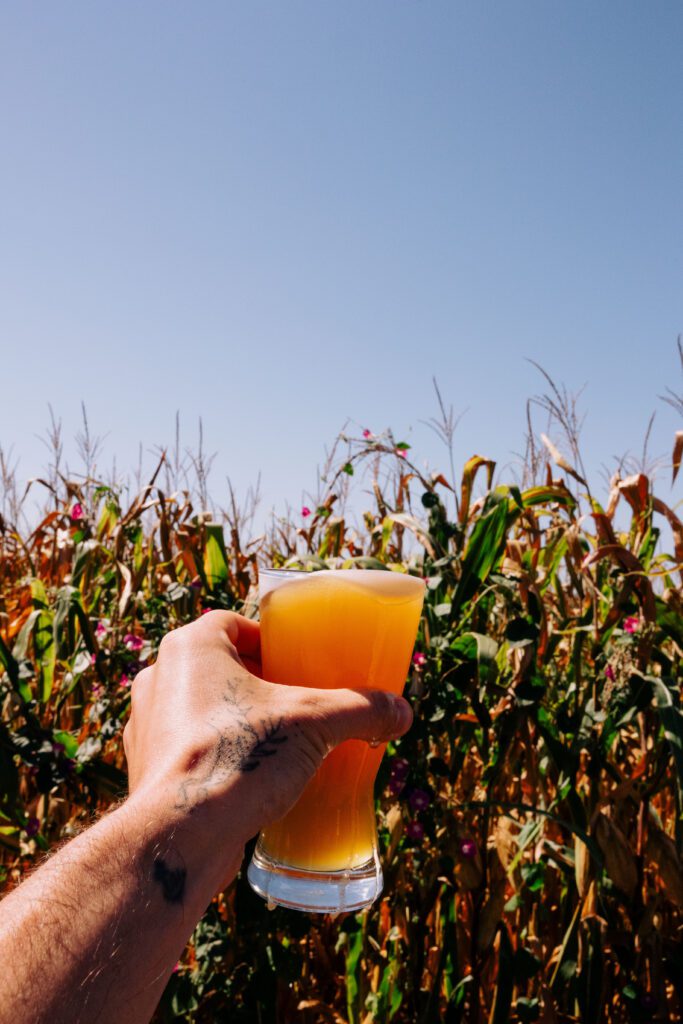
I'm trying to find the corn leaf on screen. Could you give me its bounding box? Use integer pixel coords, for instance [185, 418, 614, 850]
[204, 524, 229, 588]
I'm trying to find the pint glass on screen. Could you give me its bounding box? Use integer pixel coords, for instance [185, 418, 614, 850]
[247, 568, 425, 913]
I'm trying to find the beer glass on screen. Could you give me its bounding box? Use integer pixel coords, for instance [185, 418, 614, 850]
[247, 568, 425, 913]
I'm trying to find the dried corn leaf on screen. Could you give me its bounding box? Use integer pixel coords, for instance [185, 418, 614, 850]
[646, 826, 683, 907]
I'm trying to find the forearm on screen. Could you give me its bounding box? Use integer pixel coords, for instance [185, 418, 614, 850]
[0, 785, 244, 1024]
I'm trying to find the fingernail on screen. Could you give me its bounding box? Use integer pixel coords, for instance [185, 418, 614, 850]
[390, 694, 413, 733]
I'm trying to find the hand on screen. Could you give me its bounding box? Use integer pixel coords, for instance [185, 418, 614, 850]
[123, 611, 413, 862]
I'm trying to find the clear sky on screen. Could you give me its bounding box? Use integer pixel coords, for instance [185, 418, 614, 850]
[1, 3, 681, 525]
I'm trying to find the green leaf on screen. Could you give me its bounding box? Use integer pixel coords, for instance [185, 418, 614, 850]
[376, 959, 403, 1021]
[650, 675, 683, 816]
[13, 610, 42, 661]
[451, 632, 498, 685]
[53, 730, 80, 758]
[520, 484, 576, 509]
[451, 492, 511, 617]
[203, 524, 229, 589]
[342, 461, 354, 476]
[380, 516, 394, 557]
[72, 539, 100, 586]
[35, 610, 55, 702]
[345, 922, 365, 1024]
[656, 597, 683, 647]
[30, 578, 48, 607]
[0, 632, 32, 703]
[53, 586, 96, 658]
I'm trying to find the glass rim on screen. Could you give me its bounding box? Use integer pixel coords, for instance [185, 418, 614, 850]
[258, 566, 426, 590]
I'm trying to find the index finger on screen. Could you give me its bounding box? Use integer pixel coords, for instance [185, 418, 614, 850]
[198, 610, 261, 660]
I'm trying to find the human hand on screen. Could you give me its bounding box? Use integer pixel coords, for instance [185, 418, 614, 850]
[123, 611, 413, 864]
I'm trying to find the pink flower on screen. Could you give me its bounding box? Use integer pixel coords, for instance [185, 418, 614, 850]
[95, 621, 108, 639]
[91, 683, 103, 698]
[605, 664, 615, 682]
[90, 653, 97, 666]
[363, 429, 373, 439]
[70, 502, 84, 521]
[408, 788, 431, 812]
[412, 651, 426, 668]
[624, 616, 640, 634]
[405, 821, 425, 841]
[172, 962, 181, 974]
[119, 673, 131, 688]
[124, 634, 144, 652]
[459, 837, 478, 860]
[301, 506, 311, 518]
[396, 449, 407, 458]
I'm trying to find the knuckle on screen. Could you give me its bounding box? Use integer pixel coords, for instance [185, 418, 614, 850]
[134, 666, 153, 687]
[157, 630, 176, 654]
[295, 691, 325, 717]
[282, 690, 324, 730]
[129, 670, 150, 711]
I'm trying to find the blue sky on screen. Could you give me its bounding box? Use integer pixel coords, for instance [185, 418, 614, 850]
[1, 2, 681, 525]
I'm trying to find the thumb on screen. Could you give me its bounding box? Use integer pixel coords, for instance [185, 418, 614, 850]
[297, 687, 413, 748]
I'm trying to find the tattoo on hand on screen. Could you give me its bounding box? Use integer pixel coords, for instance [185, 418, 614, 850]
[175, 680, 288, 810]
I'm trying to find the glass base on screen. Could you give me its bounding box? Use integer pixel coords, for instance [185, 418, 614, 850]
[247, 844, 383, 914]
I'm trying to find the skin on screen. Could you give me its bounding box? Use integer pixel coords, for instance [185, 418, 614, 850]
[0, 611, 413, 1024]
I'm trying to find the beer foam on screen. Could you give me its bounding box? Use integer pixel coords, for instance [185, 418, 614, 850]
[276, 568, 425, 602]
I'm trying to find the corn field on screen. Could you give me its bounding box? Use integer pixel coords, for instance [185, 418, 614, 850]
[1, 391, 683, 1022]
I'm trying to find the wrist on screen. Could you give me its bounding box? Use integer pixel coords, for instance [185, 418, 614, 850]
[120, 778, 247, 904]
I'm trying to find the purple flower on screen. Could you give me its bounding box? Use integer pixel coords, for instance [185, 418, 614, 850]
[412, 651, 426, 668]
[301, 506, 311, 518]
[52, 742, 65, 756]
[408, 788, 431, 813]
[388, 756, 410, 781]
[459, 837, 478, 860]
[624, 616, 640, 634]
[25, 817, 40, 838]
[605, 664, 615, 682]
[388, 776, 406, 796]
[124, 633, 144, 652]
[405, 821, 425, 841]
[70, 502, 84, 521]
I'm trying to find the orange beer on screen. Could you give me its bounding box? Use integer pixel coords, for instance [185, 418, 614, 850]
[258, 569, 424, 872]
